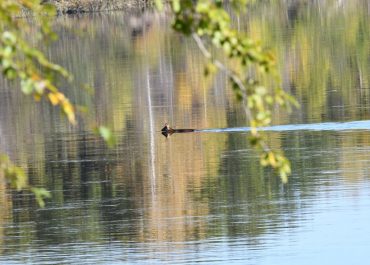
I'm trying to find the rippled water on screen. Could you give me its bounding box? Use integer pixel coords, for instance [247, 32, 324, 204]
[200, 120, 370, 132]
[1, 1, 370, 264]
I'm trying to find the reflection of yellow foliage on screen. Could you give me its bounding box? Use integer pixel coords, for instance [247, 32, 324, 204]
[133, 16, 166, 64]
[126, 41, 230, 242]
[175, 50, 213, 108]
[137, 81, 228, 243]
[244, 0, 370, 122]
[339, 132, 370, 184]
[176, 73, 194, 107]
[248, 19, 263, 42]
[0, 172, 12, 253]
[137, 130, 227, 244]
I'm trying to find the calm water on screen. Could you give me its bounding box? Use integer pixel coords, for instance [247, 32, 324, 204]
[1, 1, 370, 264]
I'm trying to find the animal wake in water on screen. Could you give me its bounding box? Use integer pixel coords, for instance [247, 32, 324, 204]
[161, 123, 195, 137]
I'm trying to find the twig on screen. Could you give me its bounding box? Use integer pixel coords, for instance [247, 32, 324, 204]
[192, 33, 271, 152]
[191, 33, 253, 121]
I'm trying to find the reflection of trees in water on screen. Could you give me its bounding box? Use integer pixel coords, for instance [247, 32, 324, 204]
[1, 0, 370, 252]
[240, 0, 370, 122]
[0, 171, 11, 254]
[188, 106, 287, 240]
[190, 102, 370, 241]
[3, 128, 146, 246]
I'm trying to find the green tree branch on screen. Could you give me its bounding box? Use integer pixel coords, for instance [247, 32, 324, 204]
[166, 0, 298, 181]
[0, 0, 114, 206]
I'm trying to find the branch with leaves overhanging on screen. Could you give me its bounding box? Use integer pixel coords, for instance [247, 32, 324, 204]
[162, 0, 299, 182]
[0, 155, 51, 207]
[0, 0, 68, 206]
[0, 1, 77, 122]
[0, 0, 114, 206]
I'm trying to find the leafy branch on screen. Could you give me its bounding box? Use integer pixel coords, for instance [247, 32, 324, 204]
[165, 0, 298, 181]
[0, 0, 114, 206]
[0, 155, 51, 207]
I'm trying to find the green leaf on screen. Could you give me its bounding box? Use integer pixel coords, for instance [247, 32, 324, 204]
[196, 2, 210, 12]
[41, 3, 56, 16]
[21, 79, 34, 95]
[223, 42, 231, 55]
[5, 3, 21, 14]
[4, 67, 17, 79]
[172, 0, 181, 13]
[31, 187, 51, 208]
[255, 86, 267, 95]
[98, 126, 116, 148]
[2, 31, 16, 45]
[204, 62, 217, 76]
[154, 0, 163, 11]
[3, 45, 14, 57]
[5, 165, 27, 191]
[1, 58, 11, 68]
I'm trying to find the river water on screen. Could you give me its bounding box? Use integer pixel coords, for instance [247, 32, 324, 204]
[1, 1, 370, 264]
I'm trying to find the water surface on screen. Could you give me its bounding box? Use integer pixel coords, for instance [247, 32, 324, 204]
[1, 1, 370, 264]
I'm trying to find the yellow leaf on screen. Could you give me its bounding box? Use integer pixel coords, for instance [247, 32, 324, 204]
[62, 102, 76, 125]
[66, 112, 76, 125]
[56, 92, 66, 101]
[48, 93, 59, 105]
[280, 172, 288, 184]
[268, 152, 276, 167]
[31, 73, 40, 81]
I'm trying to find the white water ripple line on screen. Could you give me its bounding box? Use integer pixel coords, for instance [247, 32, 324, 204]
[146, 67, 156, 198]
[198, 120, 370, 133]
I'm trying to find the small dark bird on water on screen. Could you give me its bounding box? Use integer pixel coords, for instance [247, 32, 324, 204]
[161, 123, 195, 137]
